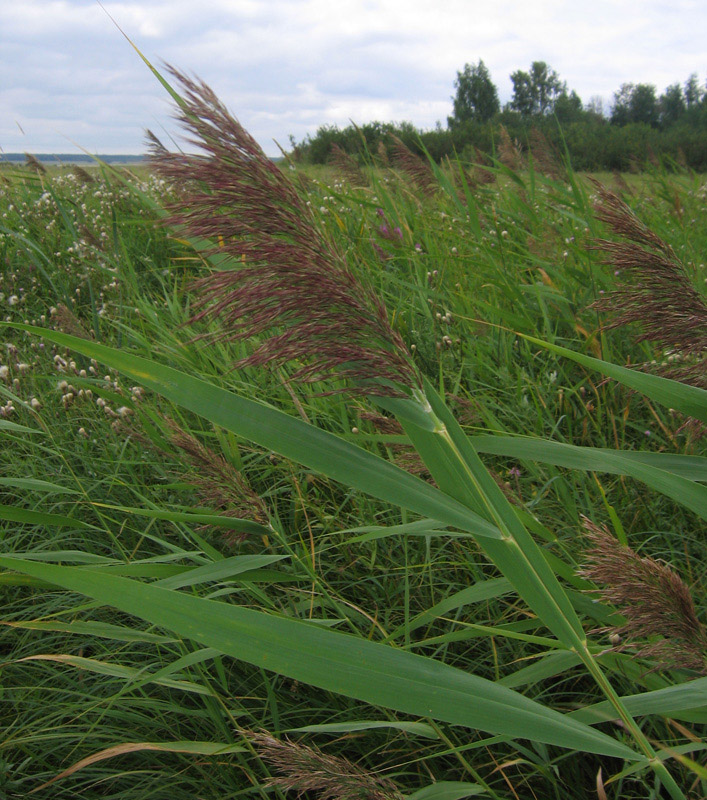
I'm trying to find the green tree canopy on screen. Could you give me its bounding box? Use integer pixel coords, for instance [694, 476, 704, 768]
[611, 83, 659, 127]
[448, 59, 500, 125]
[684, 73, 704, 108]
[659, 83, 686, 127]
[554, 89, 584, 122]
[509, 61, 565, 116]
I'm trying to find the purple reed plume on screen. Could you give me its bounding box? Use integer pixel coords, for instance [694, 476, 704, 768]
[148, 68, 419, 397]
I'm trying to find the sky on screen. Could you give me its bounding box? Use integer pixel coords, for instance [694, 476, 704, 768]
[1, 0, 705, 158]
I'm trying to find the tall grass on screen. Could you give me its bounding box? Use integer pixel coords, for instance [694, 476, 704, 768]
[0, 68, 706, 799]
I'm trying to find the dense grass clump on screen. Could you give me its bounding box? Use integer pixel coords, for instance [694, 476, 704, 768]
[0, 72, 706, 800]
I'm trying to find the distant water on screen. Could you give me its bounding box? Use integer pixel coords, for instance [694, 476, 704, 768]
[0, 153, 146, 165]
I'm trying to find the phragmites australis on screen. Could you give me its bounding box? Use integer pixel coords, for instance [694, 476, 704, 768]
[528, 127, 564, 181]
[24, 152, 47, 175]
[119, 414, 269, 545]
[376, 139, 390, 169]
[471, 146, 496, 186]
[389, 135, 437, 197]
[329, 143, 368, 187]
[149, 68, 419, 397]
[580, 516, 707, 674]
[497, 125, 524, 172]
[162, 417, 269, 529]
[590, 179, 707, 390]
[248, 730, 404, 800]
[53, 303, 92, 340]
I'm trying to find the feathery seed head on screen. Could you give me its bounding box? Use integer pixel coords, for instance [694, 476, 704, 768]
[580, 516, 707, 674]
[390, 136, 437, 196]
[249, 730, 404, 800]
[149, 68, 419, 398]
[590, 179, 707, 390]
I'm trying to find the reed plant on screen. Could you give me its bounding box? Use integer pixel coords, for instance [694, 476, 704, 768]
[0, 64, 705, 799]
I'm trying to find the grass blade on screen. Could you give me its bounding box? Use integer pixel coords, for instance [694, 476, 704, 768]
[471, 436, 707, 521]
[521, 335, 707, 423]
[2, 324, 500, 539]
[0, 556, 642, 761]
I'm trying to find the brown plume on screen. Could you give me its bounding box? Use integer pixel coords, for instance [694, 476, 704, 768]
[329, 143, 368, 186]
[149, 68, 418, 397]
[390, 136, 437, 196]
[163, 418, 268, 528]
[249, 730, 404, 800]
[24, 153, 47, 175]
[529, 127, 563, 181]
[498, 126, 523, 172]
[580, 517, 707, 674]
[590, 179, 707, 390]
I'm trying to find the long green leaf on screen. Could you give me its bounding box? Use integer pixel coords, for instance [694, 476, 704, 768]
[0, 504, 91, 530]
[0, 556, 641, 761]
[470, 435, 707, 521]
[2, 325, 499, 539]
[471, 437, 707, 482]
[407, 782, 486, 800]
[1, 619, 176, 644]
[521, 335, 707, 423]
[571, 676, 707, 725]
[0, 419, 42, 434]
[288, 720, 439, 739]
[15, 653, 213, 696]
[387, 578, 513, 641]
[404, 379, 586, 646]
[155, 554, 288, 589]
[90, 501, 271, 535]
[0, 478, 78, 494]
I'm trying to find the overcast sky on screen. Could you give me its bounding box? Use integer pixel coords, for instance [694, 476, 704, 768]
[2, 0, 705, 157]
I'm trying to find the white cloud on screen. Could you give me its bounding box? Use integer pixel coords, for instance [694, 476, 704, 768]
[1, 0, 705, 157]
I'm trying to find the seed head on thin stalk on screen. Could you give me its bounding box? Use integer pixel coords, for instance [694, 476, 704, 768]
[248, 730, 405, 800]
[580, 516, 707, 674]
[589, 178, 707, 390]
[390, 136, 437, 197]
[329, 143, 368, 187]
[122, 414, 268, 547]
[162, 417, 269, 529]
[53, 303, 92, 340]
[149, 68, 419, 398]
[24, 152, 47, 175]
[528, 127, 564, 181]
[498, 126, 523, 172]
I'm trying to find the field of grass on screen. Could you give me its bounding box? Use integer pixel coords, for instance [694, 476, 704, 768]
[0, 75, 706, 800]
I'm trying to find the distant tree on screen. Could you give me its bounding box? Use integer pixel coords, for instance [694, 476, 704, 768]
[611, 83, 658, 127]
[684, 73, 704, 108]
[508, 71, 533, 116]
[630, 84, 659, 126]
[586, 96, 605, 118]
[611, 84, 634, 126]
[509, 61, 565, 116]
[448, 60, 500, 126]
[554, 89, 583, 122]
[659, 83, 686, 127]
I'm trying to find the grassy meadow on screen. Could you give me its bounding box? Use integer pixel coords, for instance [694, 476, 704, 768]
[0, 76, 706, 800]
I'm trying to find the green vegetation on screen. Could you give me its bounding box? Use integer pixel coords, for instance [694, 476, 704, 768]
[0, 68, 706, 800]
[294, 62, 707, 172]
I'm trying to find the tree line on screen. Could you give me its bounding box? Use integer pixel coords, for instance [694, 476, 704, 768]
[291, 60, 707, 172]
